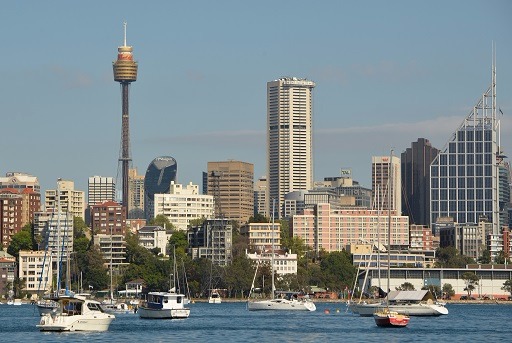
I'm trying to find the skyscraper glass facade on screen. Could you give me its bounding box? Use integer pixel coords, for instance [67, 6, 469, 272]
[144, 156, 177, 220]
[430, 66, 502, 235]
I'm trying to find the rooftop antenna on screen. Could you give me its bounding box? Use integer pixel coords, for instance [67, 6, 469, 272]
[123, 21, 127, 46]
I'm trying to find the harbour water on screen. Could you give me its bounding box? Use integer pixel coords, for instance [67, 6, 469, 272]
[1, 301, 511, 342]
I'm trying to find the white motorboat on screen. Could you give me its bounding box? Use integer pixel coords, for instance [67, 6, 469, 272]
[208, 289, 222, 304]
[138, 247, 190, 319]
[37, 294, 115, 332]
[137, 290, 190, 319]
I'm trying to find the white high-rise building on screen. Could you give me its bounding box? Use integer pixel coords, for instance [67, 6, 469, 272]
[88, 176, 116, 207]
[45, 179, 85, 219]
[154, 181, 214, 230]
[267, 77, 315, 218]
[372, 155, 401, 212]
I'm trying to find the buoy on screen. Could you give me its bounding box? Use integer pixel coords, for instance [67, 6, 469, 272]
[324, 309, 330, 314]
[336, 309, 340, 313]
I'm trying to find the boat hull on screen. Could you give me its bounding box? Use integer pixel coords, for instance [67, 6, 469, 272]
[37, 314, 115, 332]
[138, 306, 190, 319]
[373, 310, 410, 327]
[350, 302, 448, 316]
[208, 297, 222, 304]
[247, 299, 316, 311]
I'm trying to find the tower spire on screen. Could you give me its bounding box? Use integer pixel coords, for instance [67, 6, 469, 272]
[123, 21, 127, 47]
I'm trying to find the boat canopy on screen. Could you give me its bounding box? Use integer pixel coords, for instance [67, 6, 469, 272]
[387, 290, 435, 302]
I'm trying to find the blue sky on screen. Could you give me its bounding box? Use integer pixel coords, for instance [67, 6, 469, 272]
[1, 0, 511, 196]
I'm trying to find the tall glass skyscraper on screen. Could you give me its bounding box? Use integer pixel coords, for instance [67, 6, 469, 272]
[144, 156, 177, 220]
[430, 61, 504, 236]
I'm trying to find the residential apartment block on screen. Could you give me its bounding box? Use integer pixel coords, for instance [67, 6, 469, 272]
[154, 182, 214, 230]
[291, 203, 409, 254]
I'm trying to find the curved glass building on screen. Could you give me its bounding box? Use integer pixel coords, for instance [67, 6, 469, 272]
[144, 156, 177, 220]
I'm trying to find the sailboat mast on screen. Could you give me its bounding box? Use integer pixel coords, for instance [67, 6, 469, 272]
[387, 150, 393, 304]
[56, 179, 61, 292]
[271, 199, 275, 298]
[110, 224, 114, 301]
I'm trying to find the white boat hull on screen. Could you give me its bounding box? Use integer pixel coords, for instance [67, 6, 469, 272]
[350, 302, 448, 316]
[208, 297, 222, 304]
[138, 306, 190, 319]
[247, 299, 316, 311]
[37, 313, 115, 332]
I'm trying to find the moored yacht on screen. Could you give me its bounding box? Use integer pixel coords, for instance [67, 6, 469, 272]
[137, 290, 190, 319]
[37, 293, 115, 331]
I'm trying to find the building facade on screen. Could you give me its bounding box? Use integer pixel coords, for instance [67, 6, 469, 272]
[138, 225, 171, 256]
[401, 138, 439, 225]
[90, 200, 127, 236]
[240, 222, 282, 252]
[40, 212, 74, 264]
[88, 176, 116, 207]
[0, 188, 40, 248]
[254, 176, 268, 218]
[45, 179, 85, 220]
[267, 77, 315, 218]
[431, 63, 503, 238]
[246, 250, 298, 276]
[187, 219, 232, 266]
[291, 204, 410, 254]
[372, 155, 401, 212]
[153, 182, 214, 230]
[206, 160, 254, 223]
[144, 156, 177, 220]
[18, 250, 53, 296]
[0, 172, 40, 193]
[128, 168, 145, 219]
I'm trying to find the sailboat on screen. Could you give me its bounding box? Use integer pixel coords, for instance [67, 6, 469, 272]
[247, 200, 316, 312]
[37, 179, 115, 331]
[137, 247, 190, 319]
[373, 150, 410, 327]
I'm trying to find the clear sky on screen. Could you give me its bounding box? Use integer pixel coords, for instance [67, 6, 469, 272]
[1, 0, 511, 196]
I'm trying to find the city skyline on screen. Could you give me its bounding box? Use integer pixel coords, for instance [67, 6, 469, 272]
[1, 1, 511, 195]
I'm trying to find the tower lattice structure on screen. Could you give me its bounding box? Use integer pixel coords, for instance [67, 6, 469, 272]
[113, 22, 138, 213]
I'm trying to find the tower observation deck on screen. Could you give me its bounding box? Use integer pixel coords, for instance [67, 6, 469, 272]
[113, 22, 138, 213]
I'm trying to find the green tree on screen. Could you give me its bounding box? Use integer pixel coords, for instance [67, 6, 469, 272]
[188, 217, 206, 228]
[421, 284, 441, 298]
[461, 272, 479, 297]
[7, 230, 33, 259]
[319, 250, 355, 292]
[248, 213, 269, 223]
[501, 279, 512, 298]
[224, 255, 254, 298]
[73, 236, 90, 254]
[494, 250, 508, 264]
[73, 216, 88, 239]
[168, 230, 188, 257]
[435, 247, 475, 268]
[478, 249, 491, 264]
[396, 282, 415, 291]
[80, 244, 109, 291]
[149, 214, 174, 229]
[12, 277, 26, 299]
[442, 283, 455, 299]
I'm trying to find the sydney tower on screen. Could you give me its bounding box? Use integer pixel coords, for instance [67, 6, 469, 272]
[113, 22, 138, 213]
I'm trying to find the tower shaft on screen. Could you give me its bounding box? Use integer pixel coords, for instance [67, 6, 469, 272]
[120, 82, 131, 211]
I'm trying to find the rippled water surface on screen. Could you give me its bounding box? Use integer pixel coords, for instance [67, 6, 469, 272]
[1, 302, 511, 342]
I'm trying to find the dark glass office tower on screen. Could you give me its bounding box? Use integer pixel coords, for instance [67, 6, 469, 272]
[144, 156, 177, 220]
[401, 138, 439, 225]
